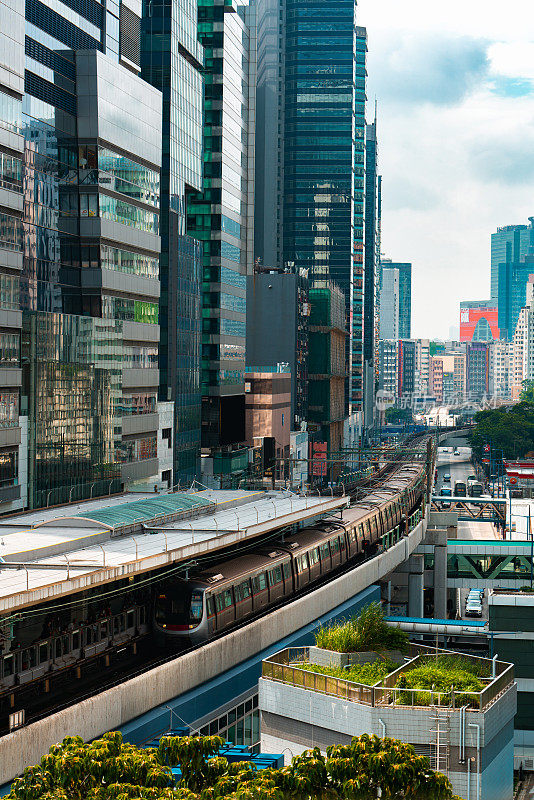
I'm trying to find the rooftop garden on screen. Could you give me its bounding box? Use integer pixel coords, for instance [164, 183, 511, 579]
[395, 655, 489, 707]
[291, 657, 399, 686]
[314, 602, 409, 653]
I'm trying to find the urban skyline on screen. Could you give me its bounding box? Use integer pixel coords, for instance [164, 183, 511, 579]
[358, 0, 534, 339]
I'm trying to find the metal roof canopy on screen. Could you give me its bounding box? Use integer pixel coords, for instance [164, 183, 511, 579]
[72, 493, 214, 531]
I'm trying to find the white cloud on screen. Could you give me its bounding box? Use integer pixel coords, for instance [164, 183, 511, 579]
[357, 0, 534, 338]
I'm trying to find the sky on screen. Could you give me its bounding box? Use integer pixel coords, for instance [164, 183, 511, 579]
[357, 0, 534, 339]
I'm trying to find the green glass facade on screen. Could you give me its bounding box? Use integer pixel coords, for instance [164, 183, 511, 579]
[187, 0, 254, 451]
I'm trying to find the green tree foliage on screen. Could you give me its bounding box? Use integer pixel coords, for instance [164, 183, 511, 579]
[385, 408, 413, 424]
[520, 380, 534, 403]
[8, 732, 465, 800]
[470, 402, 534, 460]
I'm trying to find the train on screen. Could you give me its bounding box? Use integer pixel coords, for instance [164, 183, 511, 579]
[153, 443, 433, 644]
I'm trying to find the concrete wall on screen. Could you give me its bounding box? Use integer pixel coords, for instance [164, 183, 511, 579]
[0, 517, 429, 784]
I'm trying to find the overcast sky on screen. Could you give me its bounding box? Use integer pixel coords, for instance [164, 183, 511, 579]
[357, 0, 534, 339]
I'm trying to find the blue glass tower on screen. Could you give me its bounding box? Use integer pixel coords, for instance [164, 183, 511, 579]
[255, 0, 367, 415]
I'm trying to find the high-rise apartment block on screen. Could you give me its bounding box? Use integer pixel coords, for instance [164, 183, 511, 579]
[489, 340, 513, 401]
[429, 353, 466, 404]
[380, 259, 411, 339]
[255, 0, 367, 413]
[466, 342, 489, 401]
[491, 223, 529, 301]
[0, 0, 169, 511]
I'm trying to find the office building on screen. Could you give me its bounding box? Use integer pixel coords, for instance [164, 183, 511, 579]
[254, 0, 367, 413]
[187, 0, 256, 461]
[0, 0, 165, 510]
[308, 283, 346, 460]
[498, 261, 534, 342]
[380, 259, 411, 338]
[510, 276, 534, 400]
[379, 267, 400, 340]
[246, 268, 309, 429]
[460, 301, 499, 342]
[245, 367, 291, 480]
[142, 0, 204, 482]
[491, 223, 530, 301]
[363, 119, 381, 427]
[466, 342, 489, 401]
[397, 339, 416, 399]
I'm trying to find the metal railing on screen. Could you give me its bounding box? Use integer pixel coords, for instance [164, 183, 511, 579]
[261, 646, 514, 712]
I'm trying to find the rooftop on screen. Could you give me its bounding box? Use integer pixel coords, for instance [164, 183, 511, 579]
[0, 490, 348, 614]
[262, 644, 513, 712]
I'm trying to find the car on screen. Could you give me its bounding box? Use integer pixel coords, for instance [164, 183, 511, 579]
[467, 475, 477, 485]
[465, 604, 482, 618]
[443, 474, 451, 483]
[453, 448, 460, 456]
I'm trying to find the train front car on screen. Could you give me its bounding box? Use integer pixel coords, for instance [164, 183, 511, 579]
[153, 578, 209, 645]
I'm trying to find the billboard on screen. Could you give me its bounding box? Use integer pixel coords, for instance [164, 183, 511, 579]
[459, 305, 499, 342]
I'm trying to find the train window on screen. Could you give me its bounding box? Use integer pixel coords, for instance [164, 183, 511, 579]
[252, 573, 267, 593]
[215, 594, 224, 613]
[296, 554, 309, 573]
[268, 565, 282, 585]
[3, 654, 13, 676]
[72, 631, 80, 650]
[140, 607, 146, 625]
[55, 638, 61, 658]
[85, 627, 93, 645]
[207, 596, 215, 616]
[348, 528, 356, 544]
[357, 524, 364, 540]
[127, 611, 135, 629]
[62, 635, 69, 653]
[338, 536, 345, 552]
[320, 542, 330, 560]
[330, 538, 339, 554]
[191, 592, 203, 620]
[100, 621, 108, 638]
[39, 643, 48, 663]
[308, 548, 319, 566]
[282, 561, 292, 579]
[223, 589, 233, 608]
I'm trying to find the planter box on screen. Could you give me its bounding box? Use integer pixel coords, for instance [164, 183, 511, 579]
[308, 646, 406, 668]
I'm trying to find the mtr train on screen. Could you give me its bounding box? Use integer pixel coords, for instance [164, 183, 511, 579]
[154, 445, 433, 645]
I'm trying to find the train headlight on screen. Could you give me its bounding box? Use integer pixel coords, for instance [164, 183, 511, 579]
[162, 624, 167, 628]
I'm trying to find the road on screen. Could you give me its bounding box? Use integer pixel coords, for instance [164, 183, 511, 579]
[436, 445, 499, 541]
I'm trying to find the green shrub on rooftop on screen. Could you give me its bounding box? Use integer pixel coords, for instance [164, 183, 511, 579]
[395, 655, 487, 707]
[291, 657, 399, 686]
[315, 602, 409, 654]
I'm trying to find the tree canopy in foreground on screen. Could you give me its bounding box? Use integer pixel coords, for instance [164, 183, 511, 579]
[9, 731, 464, 800]
[470, 401, 534, 461]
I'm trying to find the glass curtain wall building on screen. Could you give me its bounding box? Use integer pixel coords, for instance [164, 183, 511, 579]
[363, 118, 380, 427]
[187, 0, 256, 456]
[141, 0, 204, 482]
[491, 223, 529, 302]
[255, 0, 367, 415]
[380, 259, 411, 339]
[0, 0, 164, 510]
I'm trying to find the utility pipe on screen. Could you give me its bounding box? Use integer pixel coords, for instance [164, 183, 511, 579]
[468, 723, 481, 800]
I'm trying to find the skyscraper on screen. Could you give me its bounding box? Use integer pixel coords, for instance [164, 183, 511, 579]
[363, 118, 381, 427]
[491, 223, 529, 301]
[459, 301, 499, 342]
[142, 0, 205, 482]
[187, 0, 256, 459]
[379, 267, 400, 340]
[0, 0, 165, 510]
[380, 259, 411, 339]
[255, 0, 367, 413]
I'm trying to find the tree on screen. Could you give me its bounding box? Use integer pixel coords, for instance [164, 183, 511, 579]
[470, 402, 534, 461]
[385, 408, 412, 424]
[521, 380, 534, 403]
[8, 732, 464, 800]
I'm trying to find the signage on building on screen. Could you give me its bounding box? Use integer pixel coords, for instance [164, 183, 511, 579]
[310, 441, 327, 476]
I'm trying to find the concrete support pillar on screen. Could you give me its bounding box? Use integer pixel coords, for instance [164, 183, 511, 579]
[434, 543, 448, 620]
[408, 554, 424, 618]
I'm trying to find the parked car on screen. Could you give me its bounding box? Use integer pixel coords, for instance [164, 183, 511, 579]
[453, 448, 460, 456]
[443, 474, 451, 483]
